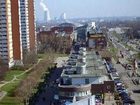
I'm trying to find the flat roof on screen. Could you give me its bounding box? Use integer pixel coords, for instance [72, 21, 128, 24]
[61, 51, 107, 77]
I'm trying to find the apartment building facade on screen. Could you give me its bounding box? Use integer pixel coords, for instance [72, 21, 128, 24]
[20, 0, 36, 51]
[0, 0, 14, 67]
[20, 0, 30, 50]
[0, 0, 36, 67]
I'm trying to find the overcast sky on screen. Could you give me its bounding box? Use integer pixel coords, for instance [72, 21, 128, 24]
[35, 0, 140, 21]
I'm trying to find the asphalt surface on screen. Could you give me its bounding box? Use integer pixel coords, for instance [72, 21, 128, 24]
[113, 57, 140, 105]
[108, 32, 140, 104]
[35, 57, 68, 105]
[34, 67, 62, 105]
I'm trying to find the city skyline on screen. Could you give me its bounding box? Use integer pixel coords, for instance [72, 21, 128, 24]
[0, 0, 140, 105]
[35, 0, 140, 21]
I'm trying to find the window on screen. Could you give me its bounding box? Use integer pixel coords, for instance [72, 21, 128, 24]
[85, 78, 89, 84]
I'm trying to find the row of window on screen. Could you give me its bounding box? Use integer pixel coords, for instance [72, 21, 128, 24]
[60, 91, 91, 97]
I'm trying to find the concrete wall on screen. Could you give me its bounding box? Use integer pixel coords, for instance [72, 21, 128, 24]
[68, 95, 95, 105]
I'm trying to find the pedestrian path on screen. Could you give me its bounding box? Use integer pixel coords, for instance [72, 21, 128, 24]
[0, 91, 7, 101]
[0, 59, 42, 101]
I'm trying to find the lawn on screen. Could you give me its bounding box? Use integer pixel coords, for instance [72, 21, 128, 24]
[108, 41, 118, 61]
[3, 70, 24, 81]
[0, 96, 22, 105]
[0, 53, 67, 105]
[1, 80, 20, 96]
[38, 52, 68, 59]
[0, 80, 24, 105]
[0, 70, 27, 105]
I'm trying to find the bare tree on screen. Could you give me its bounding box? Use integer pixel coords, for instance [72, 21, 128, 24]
[23, 50, 38, 68]
[14, 53, 56, 103]
[38, 34, 72, 54]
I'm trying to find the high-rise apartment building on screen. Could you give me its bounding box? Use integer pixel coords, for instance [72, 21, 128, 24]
[20, 0, 36, 51]
[0, 0, 36, 68]
[28, 0, 36, 51]
[11, 0, 23, 66]
[0, 0, 14, 67]
[20, 0, 30, 50]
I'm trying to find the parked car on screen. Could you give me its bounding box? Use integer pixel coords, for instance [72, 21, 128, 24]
[137, 61, 140, 68]
[95, 95, 102, 105]
[110, 68, 117, 72]
[117, 87, 128, 94]
[116, 82, 123, 86]
[127, 64, 133, 70]
[119, 92, 129, 99]
[114, 78, 121, 85]
[123, 98, 135, 104]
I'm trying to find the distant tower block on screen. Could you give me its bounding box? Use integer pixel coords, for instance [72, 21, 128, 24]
[44, 10, 47, 22]
[62, 13, 66, 20]
[44, 10, 51, 22]
[60, 13, 67, 20]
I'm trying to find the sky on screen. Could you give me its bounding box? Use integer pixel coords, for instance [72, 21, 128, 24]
[35, 0, 140, 21]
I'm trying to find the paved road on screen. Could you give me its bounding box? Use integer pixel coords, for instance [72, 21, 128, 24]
[35, 57, 68, 105]
[108, 32, 140, 104]
[35, 67, 62, 105]
[112, 58, 140, 105]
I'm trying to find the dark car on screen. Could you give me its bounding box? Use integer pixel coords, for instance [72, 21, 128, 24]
[117, 87, 128, 94]
[110, 68, 117, 72]
[123, 98, 135, 104]
[119, 92, 129, 99]
[114, 79, 122, 85]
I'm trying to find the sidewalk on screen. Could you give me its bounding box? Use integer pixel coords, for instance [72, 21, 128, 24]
[104, 93, 116, 105]
[0, 59, 42, 101]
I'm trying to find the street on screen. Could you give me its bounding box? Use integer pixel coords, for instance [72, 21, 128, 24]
[108, 32, 140, 104]
[35, 57, 68, 105]
[112, 58, 140, 105]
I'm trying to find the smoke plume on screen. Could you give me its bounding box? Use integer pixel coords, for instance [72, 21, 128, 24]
[40, 0, 51, 21]
[40, 0, 48, 11]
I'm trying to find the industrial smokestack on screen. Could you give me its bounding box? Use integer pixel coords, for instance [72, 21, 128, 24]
[40, 0, 51, 22]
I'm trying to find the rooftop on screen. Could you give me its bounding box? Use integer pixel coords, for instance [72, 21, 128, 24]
[61, 50, 107, 77]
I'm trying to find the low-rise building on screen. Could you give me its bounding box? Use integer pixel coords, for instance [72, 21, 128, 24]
[64, 95, 95, 105]
[51, 23, 75, 34]
[58, 47, 115, 103]
[87, 29, 107, 50]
